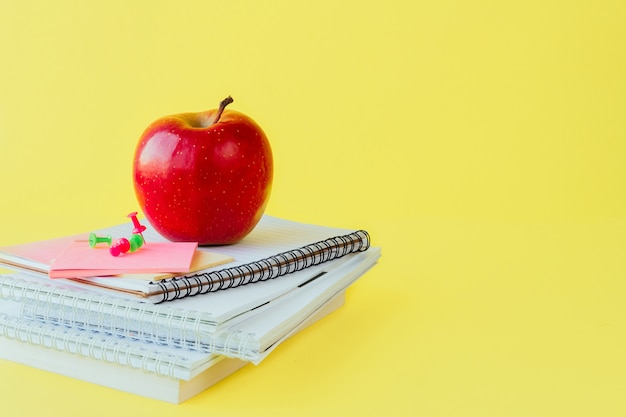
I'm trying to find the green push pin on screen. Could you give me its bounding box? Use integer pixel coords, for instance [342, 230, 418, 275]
[128, 234, 144, 252]
[89, 233, 112, 248]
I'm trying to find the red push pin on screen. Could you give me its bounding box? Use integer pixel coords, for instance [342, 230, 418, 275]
[127, 211, 147, 243]
[110, 238, 131, 257]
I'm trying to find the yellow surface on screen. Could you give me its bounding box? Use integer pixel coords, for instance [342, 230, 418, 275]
[1, 1, 626, 415]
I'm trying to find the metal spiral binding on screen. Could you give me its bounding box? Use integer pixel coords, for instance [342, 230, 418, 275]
[0, 275, 218, 336]
[152, 230, 371, 303]
[0, 313, 194, 378]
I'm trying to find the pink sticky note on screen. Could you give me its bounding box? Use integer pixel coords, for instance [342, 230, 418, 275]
[49, 241, 198, 278]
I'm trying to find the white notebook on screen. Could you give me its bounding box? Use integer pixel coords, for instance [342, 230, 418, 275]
[0, 292, 346, 403]
[0, 338, 247, 404]
[0, 215, 371, 303]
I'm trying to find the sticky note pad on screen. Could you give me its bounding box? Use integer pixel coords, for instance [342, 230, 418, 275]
[49, 241, 199, 279]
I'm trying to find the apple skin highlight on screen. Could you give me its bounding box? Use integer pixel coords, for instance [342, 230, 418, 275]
[133, 100, 273, 245]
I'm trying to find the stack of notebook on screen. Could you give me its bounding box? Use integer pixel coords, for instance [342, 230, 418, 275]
[0, 215, 380, 403]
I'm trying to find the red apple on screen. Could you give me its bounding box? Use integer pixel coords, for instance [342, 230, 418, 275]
[132, 97, 273, 245]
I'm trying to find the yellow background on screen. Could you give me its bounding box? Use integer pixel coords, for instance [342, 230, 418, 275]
[1, 1, 626, 415]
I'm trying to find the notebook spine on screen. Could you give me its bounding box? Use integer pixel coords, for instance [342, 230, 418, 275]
[149, 230, 371, 303]
[0, 313, 196, 379]
[20, 302, 262, 361]
[0, 275, 218, 334]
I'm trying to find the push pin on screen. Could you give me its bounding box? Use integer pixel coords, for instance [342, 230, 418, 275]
[127, 212, 147, 243]
[110, 237, 131, 257]
[128, 234, 144, 252]
[89, 233, 112, 248]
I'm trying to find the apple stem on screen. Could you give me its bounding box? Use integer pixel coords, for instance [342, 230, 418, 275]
[213, 96, 234, 125]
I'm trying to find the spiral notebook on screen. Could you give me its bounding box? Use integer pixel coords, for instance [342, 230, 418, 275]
[0, 291, 346, 403]
[0, 215, 371, 303]
[0, 247, 380, 363]
[0, 298, 221, 380]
